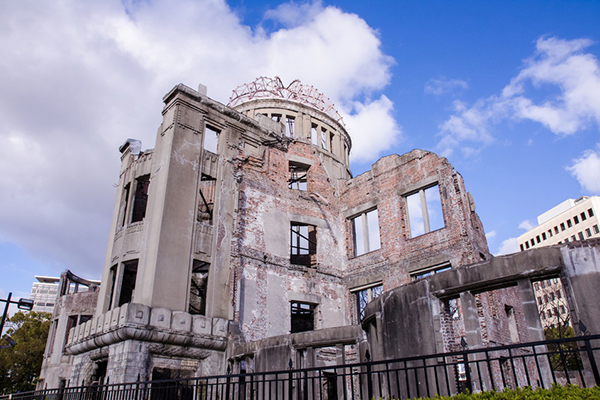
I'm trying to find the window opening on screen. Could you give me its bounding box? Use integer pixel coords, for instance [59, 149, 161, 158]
[594, 224, 600, 234]
[189, 260, 209, 315]
[574, 215, 580, 224]
[120, 184, 130, 227]
[329, 132, 335, 153]
[581, 212, 587, 221]
[204, 126, 219, 153]
[505, 306, 519, 342]
[107, 265, 117, 311]
[411, 262, 451, 280]
[578, 232, 584, 240]
[288, 162, 309, 191]
[131, 175, 150, 223]
[589, 208, 594, 218]
[290, 223, 316, 267]
[290, 301, 316, 333]
[351, 209, 381, 256]
[354, 284, 383, 321]
[285, 116, 295, 137]
[271, 114, 281, 123]
[567, 219, 572, 228]
[554, 226, 559, 234]
[197, 174, 216, 223]
[321, 128, 327, 150]
[311, 124, 318, 145]
[406, 184, 444, 237]
[520, 244, 524, 251]
[118, 260, 138, 307]
[586, 228, 592, 237]
[542, 232, 547, 240]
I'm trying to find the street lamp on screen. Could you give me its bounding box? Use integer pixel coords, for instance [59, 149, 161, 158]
[0, 292, 34, 340]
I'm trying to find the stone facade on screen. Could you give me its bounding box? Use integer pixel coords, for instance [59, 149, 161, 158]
[40, 77, 524, 387]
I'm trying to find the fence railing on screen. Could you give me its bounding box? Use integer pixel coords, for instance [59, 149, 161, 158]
[3, 334, 600, 400]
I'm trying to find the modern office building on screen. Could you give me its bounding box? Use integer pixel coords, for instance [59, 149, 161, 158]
[30, 276, 60, 313]
[518, 196, 600, 251]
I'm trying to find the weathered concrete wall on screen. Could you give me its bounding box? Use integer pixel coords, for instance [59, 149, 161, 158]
[363, 246, 568, 360]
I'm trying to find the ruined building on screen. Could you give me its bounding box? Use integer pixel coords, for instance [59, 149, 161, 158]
[40, 77, 524, 388]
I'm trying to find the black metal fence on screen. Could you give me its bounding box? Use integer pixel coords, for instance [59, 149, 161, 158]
[3, 334, 600, 400]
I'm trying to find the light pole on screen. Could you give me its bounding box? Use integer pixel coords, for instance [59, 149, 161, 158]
[0, 292, 34, 338]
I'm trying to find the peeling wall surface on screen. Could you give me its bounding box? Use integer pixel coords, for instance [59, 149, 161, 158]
[41, 79, 600, 388]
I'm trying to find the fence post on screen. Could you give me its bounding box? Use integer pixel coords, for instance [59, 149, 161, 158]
[226, 365, 231, 400]
[365, 350, 373, 399]
[461, 337, 472, 394]
[583, 337, 600, 385]
[288, 359, 293, 400]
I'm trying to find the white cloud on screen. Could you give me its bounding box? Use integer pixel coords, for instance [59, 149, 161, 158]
[496, 237, 519, 256]
[485, 230, 497, 239]
[566, 145, 600, 194]
[0, 0, 397, 279]
[519, 220, 535, 231]
[343, 96, 402, 162]
[437, 37, 600, 156]
[424, 77, 468, 96]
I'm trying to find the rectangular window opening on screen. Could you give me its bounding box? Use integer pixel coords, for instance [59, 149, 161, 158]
[197, 174, 216, 223]
[290, 301, 316, 333]
[581, 212, 587, 221]
[118, 260, 138, 307]
[120, 184, 130, 227]
[311, 124, 318, 145]
[131, 175, 150, 223]
[588, 208, 594, 218]
[574, 215, 580, 224]
[351, 209, 381, 257]
[189, 260, 209, 315]
[285, 116, 295, 137]
[406, 184, 444, 238]
[320, 128, 328, 150]
[353, 284, 383, 321]
[567, 219, 573, 228]
[560, 223, 566, 231]
[204, 126, 220, 154]
[290, 223, 317, 267]
[288, 162, 309, 191]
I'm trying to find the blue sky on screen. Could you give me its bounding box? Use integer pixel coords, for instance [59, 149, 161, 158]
[1, 0, 600, 308]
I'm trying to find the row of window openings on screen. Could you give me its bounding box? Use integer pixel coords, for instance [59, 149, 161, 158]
[540, 305, 567, 320]
[293, 284, 384, 331]
[533, 278, 559, 290]
[521, 208, 596, 250]
[289, 185, 444, 262]
[537, 290, 562, 305]
[267, 113, 341, 154]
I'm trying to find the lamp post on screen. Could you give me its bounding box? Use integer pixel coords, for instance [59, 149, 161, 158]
[0, 292, 34, 338]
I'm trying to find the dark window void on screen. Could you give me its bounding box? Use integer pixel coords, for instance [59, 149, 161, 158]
[406, 184, 444, 238]
[355, 284, 383, 321]
[291, 301, 316, 333]
[288, 162, 309, 190]
[94, 360, 108, 384]
[107, 265, 117, 311]
[63, 315, 78, 352]
[351, 209, 381, 257]
[290, 223, 317, 267]
[118, 260, 138, 307]
[197, 174, 216, 223]
[131, 175, 150, 223]
[189, 260, 209, 315]
[120, 184, 130, 227]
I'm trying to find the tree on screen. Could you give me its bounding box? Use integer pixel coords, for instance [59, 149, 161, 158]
[0, 311, 51, 394]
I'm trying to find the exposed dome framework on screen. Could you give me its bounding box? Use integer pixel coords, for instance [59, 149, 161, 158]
[228, 76, 344, 125]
